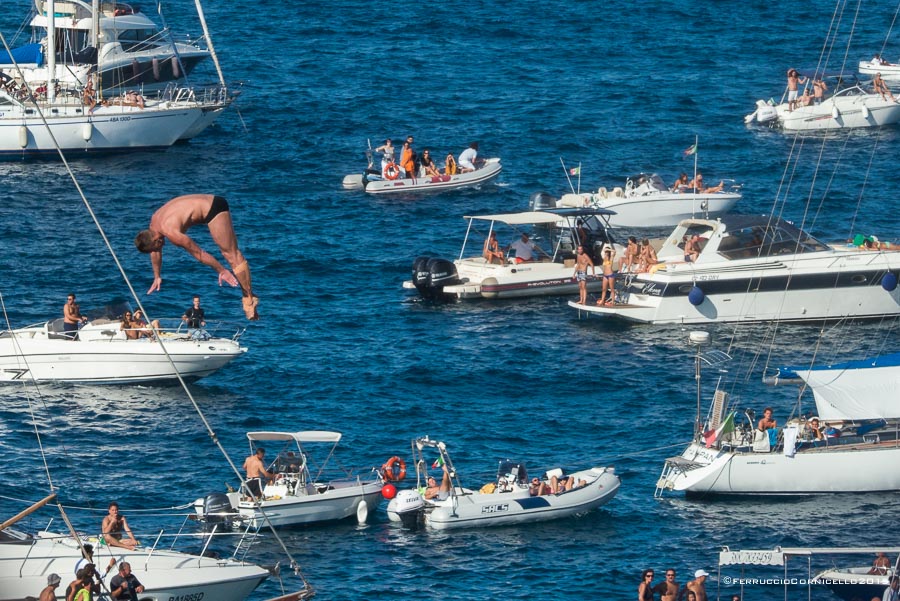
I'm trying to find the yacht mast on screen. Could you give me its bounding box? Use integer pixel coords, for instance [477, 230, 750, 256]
[46, 0, 56, 101]
[192, 0, 225, 86]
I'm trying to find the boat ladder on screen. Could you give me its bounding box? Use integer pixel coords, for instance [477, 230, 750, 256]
[653, 456, 706, 498]
[231, 522, 262, 562]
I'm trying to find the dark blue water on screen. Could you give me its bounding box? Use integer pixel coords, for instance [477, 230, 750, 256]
[3, 1, 900, 599]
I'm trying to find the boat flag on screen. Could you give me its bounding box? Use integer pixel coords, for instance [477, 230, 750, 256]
[569, 166, 581, 176]
[703, 411, 735, 448]
[683, 142, 698, 157]
[431, 456, 444, 469]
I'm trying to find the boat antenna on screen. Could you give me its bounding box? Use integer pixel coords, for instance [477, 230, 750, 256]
[689, 331, 710, 436]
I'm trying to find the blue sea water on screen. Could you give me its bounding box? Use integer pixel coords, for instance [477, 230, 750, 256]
[2, 1, 900, 599]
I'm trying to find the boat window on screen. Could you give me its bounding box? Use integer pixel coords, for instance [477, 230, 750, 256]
[719, 224, 829, 260]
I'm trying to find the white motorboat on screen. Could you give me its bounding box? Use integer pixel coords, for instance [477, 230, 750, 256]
[0, 496, 270, 601]
[569, 214, 900, 324]
[815, 564, 895, 600]
[745, 72, 900, 130]
[859, 55, 900, 81]
[531, 173, 742, 228]
[403, 208, 623, 300]
[194, 431, 385, 528]
[3, 0, 210, 96]
[655, 335, 900, 497]
[0, 304, 246, 384]
[342, 157, 502, 194]
[385, 437, 619, 530]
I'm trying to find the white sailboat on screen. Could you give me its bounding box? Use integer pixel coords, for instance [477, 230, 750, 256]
[655, 332, 900, 497]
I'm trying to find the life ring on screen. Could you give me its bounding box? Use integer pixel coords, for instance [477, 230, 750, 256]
[382, 456, 406, 481]
[384, 163, 401, 180]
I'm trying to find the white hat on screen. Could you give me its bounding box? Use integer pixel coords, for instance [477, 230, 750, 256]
[48, 573, 61, 585]
[695, 569, 710, 578]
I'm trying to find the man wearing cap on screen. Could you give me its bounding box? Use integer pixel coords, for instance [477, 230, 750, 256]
[39, 573, 60, 601]
[683, 569, 709, 601]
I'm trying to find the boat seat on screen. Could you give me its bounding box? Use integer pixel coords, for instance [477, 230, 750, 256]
[596, 187, 608, 198]
[611, 187, 624, 197]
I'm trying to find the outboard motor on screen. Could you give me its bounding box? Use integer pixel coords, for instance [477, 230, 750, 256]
[425, 258, 460, 300]
[386, 490, 426, 528]
[412, 256, 431, 295]
[529, 191, 557, 212]
[202, 492, 237, 528]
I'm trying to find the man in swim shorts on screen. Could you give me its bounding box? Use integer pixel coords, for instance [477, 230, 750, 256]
[572, 245, 595, 305]
[134, 194, 259, 320]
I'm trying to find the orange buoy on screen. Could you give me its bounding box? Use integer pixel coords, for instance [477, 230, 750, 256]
[382, 456, 406, 481]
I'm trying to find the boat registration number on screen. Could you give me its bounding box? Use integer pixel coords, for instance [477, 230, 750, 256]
[109, 116, 132, 122]
[168, 594, 204, 601]
[481, 504, 509, 514]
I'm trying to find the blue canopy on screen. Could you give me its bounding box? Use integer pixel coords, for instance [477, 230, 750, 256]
[0, 43, 44, 66]
[778, 352, 900, 380]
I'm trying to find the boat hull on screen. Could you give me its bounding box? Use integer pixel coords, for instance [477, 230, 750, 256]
[570, 252, 900, 324]
[660, 441, 900, 495]
[597, 192, 740, 228]
[0, 325, 245, 383]
[0, 532, 268, 601]
[752, 94, 900, 130]
[346, 159, 501, 194]
[0, 103, 202, 157]
[387, 468, 619, 530]
[815, 567, 891, 601]
[231, 483, 385, 528]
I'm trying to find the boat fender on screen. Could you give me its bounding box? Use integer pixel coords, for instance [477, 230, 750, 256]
[688, 285, 705, 306]
[82, 122, 93, 142]
[131, 58, 140, 81]
[384, 162, 401, 180]
[381, 483, 397, 499]
[382, 456, 407, 481]
[862, 105, 870, 119]
[171, 56, 181, 79]
[882, 272, 898, 291]
[356, 499, 369, 524]
[18, 125, 27, 148]
[832, 106, 840, 119]
[152, 57, 161, 81]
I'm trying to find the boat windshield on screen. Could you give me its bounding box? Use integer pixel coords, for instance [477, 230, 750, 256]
[496, 460, 527, 484]
[717, 222, 830, 260]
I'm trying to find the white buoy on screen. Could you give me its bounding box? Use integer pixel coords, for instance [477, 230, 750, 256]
[356, 499, 368, 524]
[832, 106, 840, 119]
[862, 105, 870, 119]
[82, 122, 92, 141]
[689, 331, 710, 345]
[18, 125, 27, 148]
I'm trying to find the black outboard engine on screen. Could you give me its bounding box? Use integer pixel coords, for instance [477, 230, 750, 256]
[202, 492, 237, 528]
[529, 191, 557, 212]
[426, 258, 460, 300]
[412, 256, 431, 295]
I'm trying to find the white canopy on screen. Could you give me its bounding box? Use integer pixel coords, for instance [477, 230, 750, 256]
[247, 431, 342, 443]
[719, 546, 900, 567]
[463, 211, 564, 226]
[793, 357, 900, 420]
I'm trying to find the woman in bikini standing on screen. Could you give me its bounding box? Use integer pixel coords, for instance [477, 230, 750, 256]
[597, 247, 617, 306]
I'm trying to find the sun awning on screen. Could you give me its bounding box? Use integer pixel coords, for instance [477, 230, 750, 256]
[463, 211, 566, 226]
[247, 431, 342, 443]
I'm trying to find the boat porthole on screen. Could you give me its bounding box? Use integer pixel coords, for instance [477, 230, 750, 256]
[850, 274, 867, 284]
[677, 285, 694, 294]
